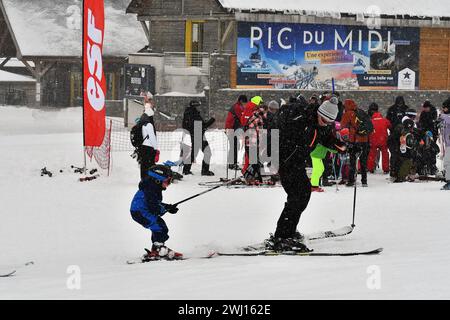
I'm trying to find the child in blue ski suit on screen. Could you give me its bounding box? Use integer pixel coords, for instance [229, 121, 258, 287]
[130, 165, 183, 260]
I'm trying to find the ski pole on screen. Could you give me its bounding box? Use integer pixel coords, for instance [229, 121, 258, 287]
[351, 151, 362, 228]
[173, 178, 239, 207]
[332, 154, 339, 192]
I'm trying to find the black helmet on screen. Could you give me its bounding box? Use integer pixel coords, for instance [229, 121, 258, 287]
[369, 102, 379, 112]
[147, 165, 173, 185]
[189, 100, 201, 108]
[402, 118, 415, 130]
[443, 97, 450, 109]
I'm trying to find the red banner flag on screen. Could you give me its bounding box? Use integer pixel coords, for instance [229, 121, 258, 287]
[83, 0, 106, 147]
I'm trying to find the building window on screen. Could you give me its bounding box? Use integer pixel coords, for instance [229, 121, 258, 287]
[185, 20, 204, 53]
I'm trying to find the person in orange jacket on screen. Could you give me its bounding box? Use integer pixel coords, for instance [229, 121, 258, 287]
[340, 99, 370, 187]
[367, 103, 391, 174]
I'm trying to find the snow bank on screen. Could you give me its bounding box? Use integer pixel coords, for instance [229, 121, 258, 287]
[0, 70, 35, 83]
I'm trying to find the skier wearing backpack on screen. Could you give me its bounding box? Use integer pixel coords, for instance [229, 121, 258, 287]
[340, 99, 372, 187]
[130, 165, 183, 261]
[225, 95, 247, 171]
[131, 109, 159, 180]
[367, 103, 391, 174]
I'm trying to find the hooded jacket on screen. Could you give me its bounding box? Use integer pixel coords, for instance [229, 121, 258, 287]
[369, 112, 391, 146]
[340, 99, 369, 143]
[386, 96, 408, 129]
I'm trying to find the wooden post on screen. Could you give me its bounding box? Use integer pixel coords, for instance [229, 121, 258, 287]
[217, 18, 222, 53]
[35, 60, 41, 104]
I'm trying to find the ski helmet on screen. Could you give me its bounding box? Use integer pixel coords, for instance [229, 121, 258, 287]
[443, 98, 450, 114]
[402, 117, 415, 130]
[147, 165, 173, 185]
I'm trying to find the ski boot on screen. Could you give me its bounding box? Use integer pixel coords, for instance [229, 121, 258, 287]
[142, 243, 184, 262]
[264, 234, 311, 253]
[311, 186, 325, 192]
[201, 171, 215, 176]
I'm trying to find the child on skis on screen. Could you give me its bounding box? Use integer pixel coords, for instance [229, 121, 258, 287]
[130, 165, 183, 261]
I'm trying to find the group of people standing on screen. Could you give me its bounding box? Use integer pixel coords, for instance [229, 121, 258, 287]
[225, 93, 450, 191]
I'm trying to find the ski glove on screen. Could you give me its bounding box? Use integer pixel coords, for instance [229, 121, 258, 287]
[163, 204, 179, 214]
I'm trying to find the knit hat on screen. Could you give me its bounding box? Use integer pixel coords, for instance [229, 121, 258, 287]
[251, 96, 263, 106]
[318, 100, 339, 122]
[268, 100, 280, 110]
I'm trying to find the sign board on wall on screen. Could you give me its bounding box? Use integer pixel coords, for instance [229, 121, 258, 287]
[124, 64, 155, 97]
[236, 22, 420, 90]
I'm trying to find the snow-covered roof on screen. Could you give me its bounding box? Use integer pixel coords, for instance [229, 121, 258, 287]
[0, 69, 35, 82]
[1, 0, 147, 57]
[217, 0, 450, 19]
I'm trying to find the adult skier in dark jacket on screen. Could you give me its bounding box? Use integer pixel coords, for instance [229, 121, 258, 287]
[386, 96, 409, 177]
[418, 100, 438, 140]
[182, 100, 215, 176]
[265, 97, 346, 252]
[386, 96, 409, 129]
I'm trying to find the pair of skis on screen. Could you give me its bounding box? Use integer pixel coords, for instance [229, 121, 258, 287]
[128, 225, 382, 263]
[228, 225, 382, 257]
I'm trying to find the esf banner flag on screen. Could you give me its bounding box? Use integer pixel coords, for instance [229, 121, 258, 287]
[236, 22, 420, 90]
[83, 0, 106, 147]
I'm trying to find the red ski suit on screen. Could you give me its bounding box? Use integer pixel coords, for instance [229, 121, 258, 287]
[368, 112, 391, 172]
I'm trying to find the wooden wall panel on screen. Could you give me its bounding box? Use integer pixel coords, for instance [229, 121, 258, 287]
[420, 28, 450, 90]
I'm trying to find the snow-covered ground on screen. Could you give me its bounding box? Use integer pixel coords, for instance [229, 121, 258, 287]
[0, 106, 449, 299]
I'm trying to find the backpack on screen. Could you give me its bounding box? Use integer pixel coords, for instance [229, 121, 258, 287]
[355, 109, 374, 136]
[130, 120, 149, 148]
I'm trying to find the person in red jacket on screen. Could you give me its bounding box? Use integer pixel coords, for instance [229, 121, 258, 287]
[225, 95, 248, 170]
[367, 103, 391, 174]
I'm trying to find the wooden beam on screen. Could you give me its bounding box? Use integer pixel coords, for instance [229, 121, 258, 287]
[40, 61, 56, 78]
[21, 59, 37, 77]
[221, 20, 235, 46]
[217, 18, 222, 52]
[140, 21, 151, 44]
[0, 56, 10, 68]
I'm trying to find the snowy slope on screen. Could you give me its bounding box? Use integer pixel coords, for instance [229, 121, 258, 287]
[1, 106, 450, 299]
